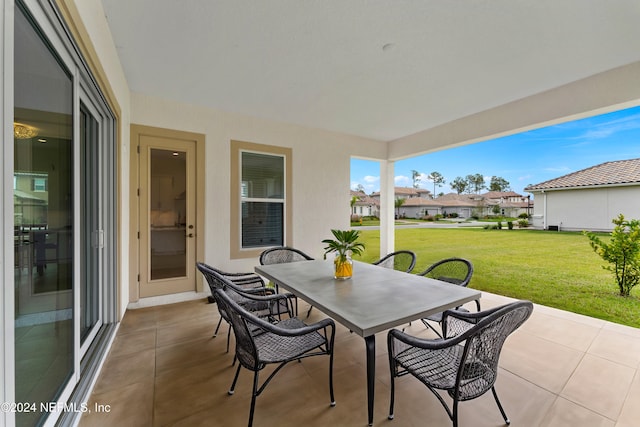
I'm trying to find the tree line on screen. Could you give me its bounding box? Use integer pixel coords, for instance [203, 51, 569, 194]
[412, 170, 510, 196]
[353, 171, 511, 196]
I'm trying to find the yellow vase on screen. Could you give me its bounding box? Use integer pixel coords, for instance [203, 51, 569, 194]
[334, 255, 353, 280]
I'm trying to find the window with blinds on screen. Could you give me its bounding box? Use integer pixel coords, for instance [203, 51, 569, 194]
[240, 151, 285, 248]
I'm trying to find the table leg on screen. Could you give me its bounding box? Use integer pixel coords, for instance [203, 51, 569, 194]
[365, 335, 375, 426]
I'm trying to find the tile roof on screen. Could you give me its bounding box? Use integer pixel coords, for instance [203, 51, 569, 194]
[402, 194, 481, 207]
[371, 187, 430, 197]
[483, 191, 523, 199]
[401, 197, 442, 207]
[525, 158, 640, 191]
[437, 193, 480, 202]
[350, 190, 378, 206]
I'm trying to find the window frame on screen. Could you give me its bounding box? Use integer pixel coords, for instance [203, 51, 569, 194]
[230, 140, 292, 259]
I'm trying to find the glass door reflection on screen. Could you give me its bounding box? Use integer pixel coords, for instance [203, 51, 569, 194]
[150, 149, 187, 280]
[14, 4, 74, 426]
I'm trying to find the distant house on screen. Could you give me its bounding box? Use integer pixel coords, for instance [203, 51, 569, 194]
[14, 172, 49, 226]
[482, 191, 533, 218]
[359, 188, 532, 220]
[350, 190, 379, 217]
[525, 158, 640, 231]
[400, 191, 532, 219]
[370, 186, 430, 201]
[401, 197, 444, 218]
[369, 187, 431, 218]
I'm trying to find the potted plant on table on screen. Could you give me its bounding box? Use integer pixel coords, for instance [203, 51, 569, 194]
[322, 229, 366, 280]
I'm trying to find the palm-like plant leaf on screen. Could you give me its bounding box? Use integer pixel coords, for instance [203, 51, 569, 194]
[322, 229, 366, 260]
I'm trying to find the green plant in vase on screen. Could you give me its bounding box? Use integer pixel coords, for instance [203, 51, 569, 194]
[322, 229, 366, 279]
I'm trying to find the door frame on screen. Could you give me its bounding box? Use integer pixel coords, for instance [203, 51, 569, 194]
[129, 124, 205, 303]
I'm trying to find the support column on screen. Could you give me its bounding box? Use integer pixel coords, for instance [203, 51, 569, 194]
[379, 160, 395, 257]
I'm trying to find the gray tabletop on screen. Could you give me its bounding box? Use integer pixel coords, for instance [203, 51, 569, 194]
[255, 259, 481, 336]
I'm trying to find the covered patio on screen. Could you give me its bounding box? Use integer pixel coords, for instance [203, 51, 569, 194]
[79, 292, 640, 427]
[4, 2, 640, 426]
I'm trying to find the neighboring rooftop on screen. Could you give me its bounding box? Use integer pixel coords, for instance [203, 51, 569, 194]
[370, 187, 429, 198]
[483, 191, 524, 199]
[525, 158, 640, 191]
[350, 190, 379, 207]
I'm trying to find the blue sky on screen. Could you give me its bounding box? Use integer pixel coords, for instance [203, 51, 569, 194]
[351, 105, 640, 196]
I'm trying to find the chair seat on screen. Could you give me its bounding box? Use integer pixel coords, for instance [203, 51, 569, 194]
[254, 317, 327, 363]
[396, 343, 496, 401]
[388, 301, 533, 426]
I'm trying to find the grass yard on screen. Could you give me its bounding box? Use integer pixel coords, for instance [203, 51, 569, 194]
[353, 227, 640, 328]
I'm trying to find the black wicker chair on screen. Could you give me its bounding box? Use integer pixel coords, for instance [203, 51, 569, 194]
[417, 257, 479, 337]
[196, 262, 296, 352]
[259, 246, 314, 316]
[259, 246, 314, 265]
[387, 300, 533, 427]
[372, 250, 417, 273]
[214, 288, 336, 427]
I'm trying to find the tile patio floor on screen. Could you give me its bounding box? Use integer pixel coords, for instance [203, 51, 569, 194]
[79, 292, 640, 427]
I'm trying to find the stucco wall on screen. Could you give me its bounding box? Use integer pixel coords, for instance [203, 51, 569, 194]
[532, 186, 640, 231]
[131, 93, 387, 274]
[70, 0, 389, 307]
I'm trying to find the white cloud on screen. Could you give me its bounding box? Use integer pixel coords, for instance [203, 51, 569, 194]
[352, 176, 381, 193]
[394, 175, 411, 187]
[575, 113, 640, 141]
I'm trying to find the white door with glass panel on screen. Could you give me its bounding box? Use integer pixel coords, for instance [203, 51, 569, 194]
[139, 136, 197, 297]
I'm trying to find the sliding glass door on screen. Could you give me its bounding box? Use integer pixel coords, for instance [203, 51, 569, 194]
[11, 2, 116, 426]
[14, 4, 74, 425]
[80, 101, 103, 352]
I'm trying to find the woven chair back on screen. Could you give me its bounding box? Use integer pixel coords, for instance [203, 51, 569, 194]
[196, 262, 223, 292]
[374, 250, 416, 273]
[420, 258, 473, 286]
[214, 288, 261, 370]
[450, 301, 532, 401]
[259, 246, 313, 265]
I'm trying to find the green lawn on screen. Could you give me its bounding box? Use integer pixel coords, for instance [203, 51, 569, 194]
[353, 228, 640, 328]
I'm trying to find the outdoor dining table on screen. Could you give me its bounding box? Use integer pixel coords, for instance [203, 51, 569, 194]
[255, 259, 481, 426]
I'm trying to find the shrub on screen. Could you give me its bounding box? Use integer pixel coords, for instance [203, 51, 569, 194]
[434, 214, 444, 220]
[483, 224, 498, 230]
[518, 212, 530, 219]
[448, 212, 459, 218]
[507, 221, 514, 230]
[584, 214, 640, 297]
[497, 221, 503, 229]
[517, 219, 529, 228]
[422, 215, 435, 221]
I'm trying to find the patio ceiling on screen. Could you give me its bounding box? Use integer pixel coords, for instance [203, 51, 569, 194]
[101, 1, 640, 142]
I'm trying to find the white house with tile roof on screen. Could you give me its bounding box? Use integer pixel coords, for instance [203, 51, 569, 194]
[350, 190, 379, 217]
[370, 186, 431, 201]
[525, 158, 640, 231]
[397, 191, 532, 219]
